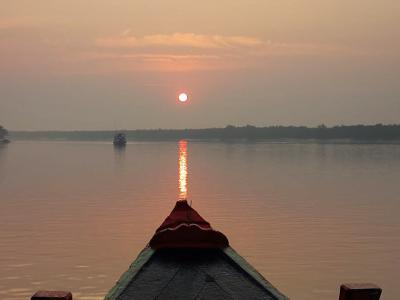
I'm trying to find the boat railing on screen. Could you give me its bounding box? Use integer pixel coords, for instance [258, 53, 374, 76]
[30, 282, 382, 299]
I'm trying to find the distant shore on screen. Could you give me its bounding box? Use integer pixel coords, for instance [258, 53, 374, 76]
[9, 124, 400, 142]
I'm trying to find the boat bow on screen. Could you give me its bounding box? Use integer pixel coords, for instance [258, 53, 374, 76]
[149, 200, 229, 249]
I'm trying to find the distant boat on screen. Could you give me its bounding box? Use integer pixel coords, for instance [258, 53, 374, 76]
[105, 200, 288, 300]
[1, 139, 10, 144]
[113, 133, 127, 146]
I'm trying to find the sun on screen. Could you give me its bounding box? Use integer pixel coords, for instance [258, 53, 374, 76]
[178, 93, 188, 103]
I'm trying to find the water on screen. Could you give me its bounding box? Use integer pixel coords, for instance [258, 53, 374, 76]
[0, 141, 399, 300]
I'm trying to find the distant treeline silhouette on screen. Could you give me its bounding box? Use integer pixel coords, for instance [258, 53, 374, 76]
[10, 124, 400, 141]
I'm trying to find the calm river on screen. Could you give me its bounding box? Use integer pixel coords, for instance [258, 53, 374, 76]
[0, 141, 399, 299]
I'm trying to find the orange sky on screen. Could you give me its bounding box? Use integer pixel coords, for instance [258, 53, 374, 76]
[0, 1, 399, 129]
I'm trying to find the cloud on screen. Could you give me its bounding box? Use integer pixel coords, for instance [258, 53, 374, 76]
[0, 25, 364, 74]
[95, 32, 359, 57]
[91, 32, 362, 72]
[96, 32, 266, 49]
[80, 52, 229, 72]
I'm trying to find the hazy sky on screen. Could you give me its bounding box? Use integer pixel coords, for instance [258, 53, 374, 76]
[1, 0, 399, 130]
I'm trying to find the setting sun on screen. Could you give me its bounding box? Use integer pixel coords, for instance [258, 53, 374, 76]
[178, 93, 188, 103]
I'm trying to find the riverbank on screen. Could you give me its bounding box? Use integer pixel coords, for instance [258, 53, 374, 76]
[9, 124, 400, 142]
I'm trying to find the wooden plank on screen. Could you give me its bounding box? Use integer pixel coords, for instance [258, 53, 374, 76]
[115, 248, 283, 299]
[104, 247, 155, 300]
[339, 283, 382, 300]
[31, 291, 72, 300]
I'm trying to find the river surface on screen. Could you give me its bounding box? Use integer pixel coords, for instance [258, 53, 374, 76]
[0, 141, 399, 300]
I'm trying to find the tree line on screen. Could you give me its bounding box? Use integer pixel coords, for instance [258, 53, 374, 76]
[10, 124, 400, 141]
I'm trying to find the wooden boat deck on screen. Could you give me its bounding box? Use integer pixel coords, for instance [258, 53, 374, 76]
[106, 247, 287, 300]
[105, 200, 288, 299]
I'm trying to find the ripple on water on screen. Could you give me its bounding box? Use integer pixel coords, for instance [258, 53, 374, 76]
[1, 141, 400, 300]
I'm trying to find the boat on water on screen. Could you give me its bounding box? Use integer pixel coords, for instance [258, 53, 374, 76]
[30, 139, 382, 300]
[105, 199, 288, 300]
[0, 138, 10, 144]
[29, 200, 384, 300]
[113, 133, 127, 146]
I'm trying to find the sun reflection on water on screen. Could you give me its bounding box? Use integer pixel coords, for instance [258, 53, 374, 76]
[178, 140, 188, 200]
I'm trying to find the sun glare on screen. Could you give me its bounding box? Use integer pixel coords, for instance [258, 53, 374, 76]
[178, 93, 188, 103]
[178, 140, 188, 200]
